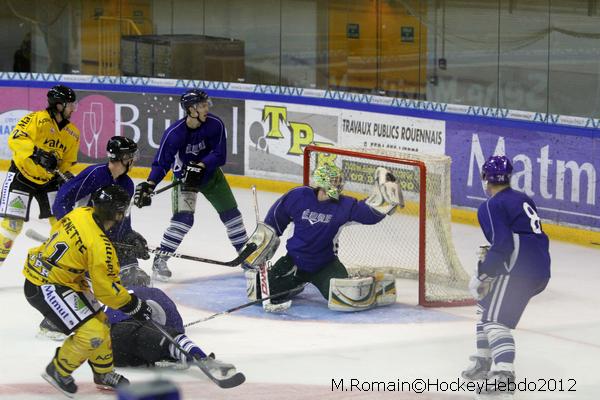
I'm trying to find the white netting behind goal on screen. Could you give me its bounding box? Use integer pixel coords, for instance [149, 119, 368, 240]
[304, 146, 473, 307]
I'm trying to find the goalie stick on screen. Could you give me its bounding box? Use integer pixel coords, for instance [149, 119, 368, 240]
[184, 283, 307, 328]
[146, 319, 245, 389]
[26, 228, 257, 267]
[251, 186, 276, 310]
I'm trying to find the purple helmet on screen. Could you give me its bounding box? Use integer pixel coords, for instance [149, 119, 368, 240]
[481, 155, 513, 184]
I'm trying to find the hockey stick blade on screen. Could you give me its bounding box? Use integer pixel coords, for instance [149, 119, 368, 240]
[115, 242, 258, 267]
[147, 320, 245, 388]
[25, 228, 49, 242]
[184, 283, 308, 328]
[193, 360, 246, 389]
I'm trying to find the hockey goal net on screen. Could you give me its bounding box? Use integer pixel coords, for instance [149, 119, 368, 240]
[303, 145, 474, 307]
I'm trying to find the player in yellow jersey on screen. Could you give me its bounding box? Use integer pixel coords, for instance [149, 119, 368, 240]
[0, 85, 80, 267]
[23, 185, 153, 397]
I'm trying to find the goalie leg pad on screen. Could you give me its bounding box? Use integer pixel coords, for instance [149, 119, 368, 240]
[245, 269, 260, 301]
[243, 222, 280, 268]
[328, 274, 397, 311]
[374, 273, 397, 306]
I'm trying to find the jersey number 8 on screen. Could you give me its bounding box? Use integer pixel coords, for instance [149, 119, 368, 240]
[522, 202, 542, 234]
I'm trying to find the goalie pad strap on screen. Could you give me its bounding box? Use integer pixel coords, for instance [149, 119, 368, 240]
[328, 273, 396, 312]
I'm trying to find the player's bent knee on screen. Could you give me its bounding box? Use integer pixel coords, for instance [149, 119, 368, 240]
[328, 273, 396, 312]
[73, 313, 111, 351]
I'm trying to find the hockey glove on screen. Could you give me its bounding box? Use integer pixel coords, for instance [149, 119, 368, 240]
[477, 245, 491, 263]
[181, 163, 205, 192]
[134, 181, 155, 208]
[120, 294, 152, 321]
[124, 230, 150, 260]
[469, 274, 493, 300]
[30, 147, 58, 172]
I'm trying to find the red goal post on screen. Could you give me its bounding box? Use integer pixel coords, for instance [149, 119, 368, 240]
[303, 145, 475, 307]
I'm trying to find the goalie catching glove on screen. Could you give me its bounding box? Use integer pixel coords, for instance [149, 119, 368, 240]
[366, 167, 404, 215]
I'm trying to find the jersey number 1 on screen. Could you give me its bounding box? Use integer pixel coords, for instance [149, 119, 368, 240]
[523, 202, 542, 234]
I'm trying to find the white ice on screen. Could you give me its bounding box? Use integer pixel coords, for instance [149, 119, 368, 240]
[0, 174, 598, 400]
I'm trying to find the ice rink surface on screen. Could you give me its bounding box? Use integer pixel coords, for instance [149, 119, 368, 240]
[0, 175, 598, 400]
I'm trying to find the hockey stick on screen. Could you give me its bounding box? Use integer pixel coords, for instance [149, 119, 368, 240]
[251, 186, 277, 310]
[184, 283, 307, 328]
[25, 228, 49, 243]
[116, 242, 258, 267]
[147, 319, 245, 389]
[26, 228, 257, 267]
[152, 180, 180, 196]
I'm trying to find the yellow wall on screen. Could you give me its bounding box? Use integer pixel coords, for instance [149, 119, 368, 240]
[81, 0, 153, 75]
[328, 0, 427, 95]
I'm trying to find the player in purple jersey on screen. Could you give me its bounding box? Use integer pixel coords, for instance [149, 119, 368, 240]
[38, 137, 151, 341]
[52, 136, 150, 287]
[250, 164, 403, 311]
[133, 89, 249, 281]
[462, 155, 551, 393]
[106, 286, 237, 376]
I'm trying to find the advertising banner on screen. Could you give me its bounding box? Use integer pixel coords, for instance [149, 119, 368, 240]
[0, 88, 245, 176]
[244, 100, 446, 182]
[446, 121, 600, 229]
[1, 80, 597, 230]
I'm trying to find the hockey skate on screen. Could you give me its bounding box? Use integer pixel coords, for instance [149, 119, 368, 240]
[264, 298, 292, 312]
[196, 353, 237, 378]
[462, 355, 492, 380]
[38, 317, 67, 341]
[42, 360, 77, 397]
[152, 255, 172, 281]
[478, 370, 515, 395]
[93, 370, 130, 390]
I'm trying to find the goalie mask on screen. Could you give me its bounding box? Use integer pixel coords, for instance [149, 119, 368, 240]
[313, 164, 343, 200]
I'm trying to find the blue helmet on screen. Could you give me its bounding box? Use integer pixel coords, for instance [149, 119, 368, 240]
[481, 155, 513, 184]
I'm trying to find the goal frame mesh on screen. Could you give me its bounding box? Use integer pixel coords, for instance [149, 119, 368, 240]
[303, 145, 475, 307]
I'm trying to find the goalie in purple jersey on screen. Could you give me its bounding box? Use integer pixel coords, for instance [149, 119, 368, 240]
[133, 89, 249, 281]
[105, 286, 238, 377]
[246, 164, 404, 312]
[462, 155, 551, 394]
